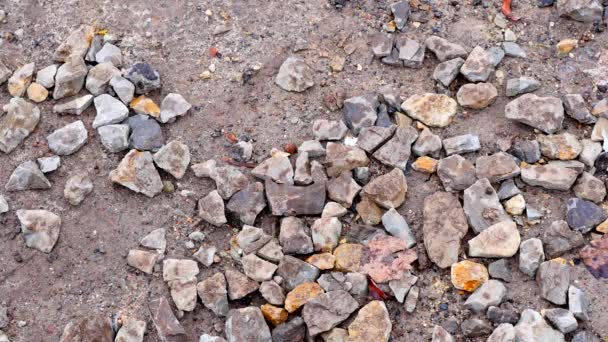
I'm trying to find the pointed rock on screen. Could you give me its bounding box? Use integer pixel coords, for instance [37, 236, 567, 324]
[373, 126, 419, 169]
[148, 296, 187, 342]
[361, 168, 407, 209]
[6, 161, 51, 191]
[226, 182, 266, 225]
[463, 178, 511, 233]
[53, 25, 95, 62]
[252, 155, 293, 184]
[347, 301, 391, 341]
[197, 273, 229, 317]
[343, 94, 379, 135]
[17, 209, 61, 253]
[153, 141, 190, 179]
[109, 150, 163, 197]
[198, 190, 227, 226]
[53, 56, 88, 100]
[225, 269, 259, 300]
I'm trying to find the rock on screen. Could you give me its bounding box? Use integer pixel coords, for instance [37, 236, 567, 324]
[260, 280, 285, 306]
[461, 318, 493, 338]
[0, 98, 40, 153]
[95, 43, 122, 66]
[580, 235, 608, 278]
[311, 217, 342, 252]
[148, 296, 187, 342]
[353, 167, 370, 185]
[299, 140, 325, 157]
[381, 208, 415, 248]
[306, 253, 335, 270]
[401, 93, 458, 127]
[361, 168, 407, 209]
[312, 120, 348, 141]
[542, 220, 584, 258]
[437, 155, 477, 192]
[110, 75, 135, 105]
[98, 124, 130, 153]
[404, 285, 419, 313]
[260, 304, 288, 327]
[93, 94, 129, 129]
[275, 57, 314, 92]
[356, 125, 396, 153]
[538, 133, 582, 160]
[53, 56, 87, 100]
[327, 172, 361, 207]
[343, 94, 379, 134]
[272, 317, 306, 342]
[85, 62, 120, 95]
[257, 239, 283, 262]
[489, 259, 512, 282]
[225, 269, 259, 300]
[580, 140, 602, 166]
[284, 282, 325, 313]
[391, 1, 410, 30]
[413, 128, 442, 157]
[322, 202, 347, 218]
[431, 325, 455, 342]
[47, 120, 88, 156]
[157, 93, 191, 123]
[130, 95, 160, 118]
[572, 330, 600, 342]
[64, 173, 93, 206]
[279, 217, 313, 255]
[557, 0, 603, 22]
[506, 77, 541, 97]
[456, 83, 498, 109]
[487, 46, 505, 66]
[487, 306, 518, 324]
[566, 198, 607, 233]
[360, 234, 417, 283]
[127, 249, 159, 274]
[127, 114, 165, 151]
[568, 285, 590, 321]
[464, 279, 506, 313]
[152, 141, 190, 179]
[277, 255, 321, 290]
[193, 245, 216, 266]
[505, 94, 564, 134]
[443, 134, 481, 155]
[193, 161, 249, 199]
[301, 290, 359, 336]
[5, 161, 51, 191]
[125, 62, 161, 94]
[514, 309, 565, 342]
[0, 62, 11, 86]
[573, 172, 606, 203]
[424, 36, 468, 62]
[475, 152, 520, 183]
[85, 35, 103, 62]
[373, 126, 419, 169]
[460, 46, 494, 82]
[537, 260, 570, 305]
[371, 33, 394, 57]
[497, 180, 521, 201]
[399, 39, 425, 68]
[412, 156, 438, 173]
[563, 94, 596, 124]
[53, 94, 93, 115]
[463, 178, 510, 233]
[26, 82, 48, 103]
[423, 192, 468, 268]
[487, 323, 516, 342]
[520, 164, 578, 190]
[510, 140, 541, 164]
[53, 25, 95, 61]
[451, 260, 488, 292]
[519, 238, 545, 278]
[502, 42, 527, 58]
[197, 190, 226, 227]
[592, 99, 608, 118]
[544, 308, 577, 333]
[237, 225, 272, 254]
[591, 118, 608, 142]
[468, 220, 520, 257]
[0, 195, 8, 214]
[265, 180, 326, 216]
[388, 272, 417, 303]
[167, 276, 198, 312]
[432, 58, 465, 87]
[325, 143, 369, 177]
[356, 196, 383, 225]
[7, 62, 35, 97]
[252, 154, 293, 184]
[58, 315, 113, 342]
[225, 307, 272, 342]
[115, 319, 146, 342]
[504, 194, 525, 215]
[242, 253, 278, 282]
[333, 243, 364, 272]
[109, 150, 163, 197]
[226, 182, 266, 225]
[17, 209, 61, 253]
[347, 301, 391, 341]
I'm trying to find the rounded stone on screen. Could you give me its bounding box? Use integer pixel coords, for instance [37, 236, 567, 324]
[450, 260, 489, 292]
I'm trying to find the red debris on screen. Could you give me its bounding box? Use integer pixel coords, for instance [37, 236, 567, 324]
[502, 0, 519, 21]
[368, 278, 390, 301]
[283, 143, 298, 154]
[209, 47, 219, 57]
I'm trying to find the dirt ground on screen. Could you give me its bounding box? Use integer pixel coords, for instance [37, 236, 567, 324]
[1, 0, 607, 341]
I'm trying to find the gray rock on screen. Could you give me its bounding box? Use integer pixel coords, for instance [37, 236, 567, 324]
[125, 62, 161, 94]
[510, 140, 541, 163]
[563, 94, 596, 124]
[47, 120, 88, 155]
[279, 217, 313, 255]
[0, 61, 11, 86]
[461, 318, 493, 338]
[542, 220, 584, 258]
[53, 95, 93, 115]
[0, 195, 8, 214]
[497, 179, 520, 200]
[312, 120, 348, 141]
[53, 56, 87, 100]
[373, 125, 418, 169]
[226, 182, 266, 225]
[569, 285, 590, 321]
[265, 180, 326, 216]
[505, 94, 564, 134]
[276, 255, 320, 290]
[275, 56, 313, 92]
[252, 154, 293, 184]
[293, 152, 312, 185]
[489, 259, 512, 282]
[160, 93, 192, 123]
[566, 197, 607, 233]
[257, 240, 283, 263]
[140, 228, 166, 253]
[93, 94, 129, 129]
[381, 46, 402, 67]
[7, 62, 35, 97]
[538, 133, 582, 160]
[399, 39, 425, 68]
[432, 58, 464, 87]
[404, 285, 419, 313]
[391, 1, 410, 30]
[519, 238, 544, 277]
[272, 317, 306, 342]
[225, 269, 259, 300]
[127, 114, 165, 151]
[520, 164, 578, 190]
[514, 309, 565, 342]
[356, 125, 396, 153]
[109, 75, 135, 105]
[58, 315, 114, 342]
[371, 33, 394, 57]
[557, 0, 603, 22]
[343, 94, 379, 135]
[468, 220, 520, 258]
[537, 260, 570, 305]
[412, 128, 442, 157]
[17, 209, 61, 253]
[544, 308, 577, 333]
[5, 161, 51, 191]
[0, 98, 40, 153]
[487, 323, 516, 342]
[476, 152, 520, 184]
[573, 172, 606, 203]
[318, 272, 351, 292]
[298, 140, 325, 157]
[579, 139, 602, 166]
[431, 325, 455, 342]
[64, 173, 93, 205]
[487, 306, 519, 325]
[109, 149, 163, 197]
[259, 280, 285, 306]
[382, 208, 415, 248]
[506, 77, 541, 97]
[460, 46, 494, 82]
[463, 178, 510, 233]
[301, 290, 359, 336]
[464, 280, 506, 313]
[53, 25, 94, 62]
[162, 259, 199, 282]
[148, 296, 187, 342]
[198, 190, 226, 227]
[193, 245, 216, 266]
[443, 134, 481, 155]
[242, 253, 278, 282]
[95, 43, 122, 66]
[85, 35, 103, 62]
[572, 330, 601, 342]
[97, 124, 130, 153]
[353, 166, 370, 185]
[114, 319, 146, 342]
[225, 307, 271, 342]
[153, 141, 190, 179]
[85, 62, 120, 95]
[237, 225, 272, 254]
[327, 171, 361, 207]
[36, 64, 58, 89]
[437, 155, 477, 192]
[502, 42, 527, 58]
[311, 217, 341, 252]
[425, 36, 468, 62]
[388, 272, 417, 303]
[487, 46, 505, 66]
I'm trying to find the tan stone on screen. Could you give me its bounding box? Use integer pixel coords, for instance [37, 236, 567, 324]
[450, 260, 488, 292]
[26, 82, 48, 103]
[401, 93, 458, 127]
[347, 301, 391, 342]
[333, 243, 364, 272]
[362, 168, 407, 209]
[130, 95, 161, 117]
[356, 196, 384, 225]
[284, 282, 325, 313]
[260, 304, 288, 326]
[505, 194, 525, 215]
[596, 218, 608, 234]
[412, 156, 438, 173]
[306, 253, 335, 270]
[556, 39, 577, 57]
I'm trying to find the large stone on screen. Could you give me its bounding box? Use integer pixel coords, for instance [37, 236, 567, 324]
[563, 94, 596, 124]
[265, 180, 326, 216]
[464, 280, 506, 313]
[373, 126, 419, 169]
[347, 301, 391, 341]
[325, 143, 369, 177]
[424, 36, 468, 62]
[520, 164, 578, 191]
[519, 238, 545, 277]
[361, 168, 407, 209]
[423, 192, 468, 268]
[5, 161, 51, 191]
[53, 25, 95, 62]
[312, 120, 348, 141]
[58, 315, 113, 342]
[566, 197, 607, 233]
[226, 182, 266, 225]
[573, 171, 605, 203]
[443, 134, 481, 155]
[460, 46, 494, 82]
[47, 120, 88, 156]
[272, 317, 306, 342]
[505, 94, 564, 134]
[510, 140, 541, 164]
[537, 260, 570, 305]
[153, 141, 190, 179]
[538, 133, 582, 160]
[557, 0, 603, 22]
[343, 94, 379, 134]
[225, 307, 272, 342]
[0, 98, 40, 153]
[225, 269, 259, 300]
[514, 309, 565, 342]
[125, 62, 161, 94]
[109, 149, 163, 197]
[432, 58, 464, 87]
[167, 277, 198, 312]
[475, 152, 520, 183]
[8, 62, 35, 97]
[456, 83, 498, 109]
[401, 93, 458, 127]
[322, 201, 347, 218]
[579, 140, 602, 167]
[53, 56, 87, 100]
[333, 243, 364, 272]
[279, 217, 313, 255]
[93, 94, 129, 129]
[463, 178, 511, 233]
[360, 233, 417, 283]
[301, 290, 359, 336]
[437, 155, 477, 192]
[148, 296, 187, 342]
[17, 209, 61, 253]
[260, 280, 285, 306]
[98, 124, 130, 153]
[468, 220, 520, 258]
[53, 95, 94, 115]
[127, 114, 165, 151]
[506, 77, 541, 97]
[276, 255, 320, 290]
[64, 173, 93, 205]
[542, 220, 584, 258]
[85, 62, 120, 95]
[198, 190, 226, 226]
[327, 172, 361, 207]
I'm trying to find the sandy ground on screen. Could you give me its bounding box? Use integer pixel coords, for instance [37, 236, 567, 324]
[0, 0, 607, 341]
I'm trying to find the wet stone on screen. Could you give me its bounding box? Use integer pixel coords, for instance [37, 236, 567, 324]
[127, 114, 165, 152]
[125, 62, 161, 94]
[53, 56, 88, 100]
[343, 94, 379, 135]
[0, 98, 40, 153]
[519, 238, 545, 277]
[573, 172, 606, 203]
[432, 58, 464, 87]
[5, 161, 51, 191]
[373, 126, 419, 169]
[53, 94, 94, 115]
[413, 128, 442, 157]
[64, 173, 93, 206]
[566, 197, 607, 233]
[47, 120, 88, 156]
[563, 94, 596, 124]
[17, 209, 61, 253]
[505, 94, 564, 134]
[476, 152, 520, 183]
[312, 120, 348, 141]
[463, 178, 511, 233]
[542, 220, 584, 258]
[109, 150, 163, 198]
[456, 83, 498, 109]
[461, 46, 494, 82]
[402, 93, 458, 127]
[506, 77, 541, 97]
[443, 134, 481, 155]
[424, 36, 468, 62]
[537, 260, 570, 305]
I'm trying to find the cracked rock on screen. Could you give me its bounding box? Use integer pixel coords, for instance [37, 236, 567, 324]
[373, 126, 419, 169]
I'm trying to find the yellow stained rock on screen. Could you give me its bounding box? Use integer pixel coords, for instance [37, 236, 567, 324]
[333, 243, 364, 272]
[284, 282, 324, 313]
[347, 301, 391, 342]
[26, 82, 49, 103]
[450, 260, 488, 292]
[130, 95, 160, 117]
[260, 304, 288, 326]
[505, 194, 526, 216]
[306, 253, 335, 270]
[412, 156, 438, 174]
[596, 218, 608, 234]
[356, 195, 384, 225]
[556, 39, 577, 57]
[330, 56, 345, 72]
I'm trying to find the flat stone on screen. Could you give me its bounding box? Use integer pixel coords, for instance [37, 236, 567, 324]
[225, 307, 272, 342]
[53, 56, 87, 100]
[568, 285, 590, 321]
[130, 95, 160, 118]
[402, 93, 458, 127]
[437, 155, 477, 192]
[538, 133, 582, 160]
[284, 282, 325, 313]
[53, 95, 93, 115]
[160, 93, 192, 123]
[93, 94, 129, 129]
[275, 57, 313, 92]
[506, 77, 541, 97]
[399, 39, 425, 68]
[373, 126, 419, 169]
[502, 42, 527, 58]
[557, 0, 603, 22]
[563, 94, 596, 124]
[489, 259, 512, 282]
[95, 43, 122, 66]
[343, 94, 379, 135]
[225, 268, 259, 300]
[197, 190, 226, 227]
[265, 180, 326, 216]
[279, 217, 313, 255]
[8, 62, 35, 97]
[301, 290, 359, 336]
[425, 36, 468, 62]
[371, 33, 394, 57]
[98, 124, 130, 153]
[127, 114, 165, 151]
[327, 171, 361, 207]
[505, 94, 564, 134]
[193, 245, 216, 266]
[237, 225, 272, 254]
[537, 260, 570, 305]
[382, 208, 415, 248]
[193, 161, 249, 199]
[17, 209, 61, 253]
[125, 62, 161, 94]
[573, 172, 606, 204]
[443, 134, 481, 155]
[5, 161, 51, 191]
[514, 309, 565, 342]
[242, 253, 278, 282]
[566, 197, 607, 233]
[433, 58, 464, 87]
[0, 98, 40, 153]
[461, 46, 494, 82]
[388, 272, 417, 303]
[47, 120, 88, 156]
[53, 25, 95, 62]
[167, 276, 198, 312]
[260, 280, 285, 306]
[226, 182, 266, 225]
[542, 220, 584, 258]
[64, 173, 93, 205]
[463, 178, 511, 233]
[272, 317, 306, 342]
[312, 120, 348, 141]
[360, 233, 417, 283]
[457, 83, 498, 109]
[115, 319, 146, 342]
[58, 315, 113, 342]
[85, 62, 120, 95]
[487, 306, 518, 324]
[464, 279, 506, 313]
[544, 308, 578, 333]
[520, 164, 578, 191]
[413, 128, 442, 157]
[431, 325, 455, 342]
[579, 139, 602, 166]
[510, 139, 541, 163]
[325, 143, 369, 177]
[476, 152, 520, 183]
[256, 240, 284, 264]
[468, 220, 520, 258]
[109, 149, 163, 197]
[110, 75, 135, 105]
[293, 152, 312, 185]
[299, 140, 325, 157]
[127, 249, 159, 274]
[347, 301, 391, 341]
[148, 296, 187, 342]
[356, 125, 396, 153]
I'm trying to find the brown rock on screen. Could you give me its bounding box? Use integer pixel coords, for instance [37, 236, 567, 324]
[265, 180, 326, 216]
[361, 168, 407, 209]
[284, 282, 325, 313]
[456, 83, 498, 109]
[325, 143, 369, 177]
[261, 304, 289, 326]
[347, 301, 391, 342]
[356, 196, 384, 225]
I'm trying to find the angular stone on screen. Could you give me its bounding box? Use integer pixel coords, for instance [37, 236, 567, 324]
[321, 328, 348, 342]
[311, 217, 342, 252]
[322, 201, 347, 218]
[256, 239, 283, 263]
[0, 98, 40, 153]
[301, 290, 359, 336]
[488, 46, 506, 66]
[371, 33, 394, 57]
[93, 94, 129, 129]
[224, 268, 259, 300]
[404, 285, 419, 313]
[85, 62, 120, 95]
[502, 42, 527, 58]
[356, 196, 384, 225]
[388, 272, 417, 303]
[98, 124, 130, 153]
[236, 225, 271, 255]
[226, 182, 266, 225]
[538, 133, 582, 160]
[95, 43, 122, 66]
[127, 249, 159, 274]
[347, 301, 391, 341]
[413, 128, 442, 157]
[579, 139, 602, 167]
[333, 243, 364, 272]
[514, 309, 565, 342]
[327, 172, 360, 207]
[8, 62, 35, 97]
[360, 234, 417, 283]
[361, 168, 407, 209]
[17, 209, 61, 253]
[260, 280, 285, 306]
[110, 75, 135, 105]
[284, 282, 325, 313]
[432, 58, 464, 87]
[58, 315, 113, 342]
[54, 56, 87, 100]
[167, 276, 197, 312]
[424, 36, 468, 62]
[125, 62, 161, 94]
[399, 39, 425, 68]
[468, 220, 520, 258]
[193, 245, 216, 266]
[140, 228, 166, 253]
[127, 114, 165, 152]
[109, 150, 163, 197]
[115, 319, 146, 342]
[306, 253, 335, 270]
[0, 61, 10, 86]
[451, 260, 488, 292]
[0, 195, 8, 214]
[542, 220, 584, 258]
[5, 161, 51, 191]
[197, 190, 226, 226]
[276, 255, 320, 290]
[463, 178, 510, 233]
[272, 317, 306, 342]
[265, 180, 326, 216]
[382, 208, 415, 248]
[566, 197, 607, 233]
[53, 94, 93, 115]
[489, 259, 512, 282]
[510, 140, 541, 163]
[402, 93, 458, 127]
[537, 260, 570, 305]
[325, 143, 369, 177]
[520, 164, 578, 191]
[443, 134, 481, 155]
[130, 95, 160, 118]
[299, 140, 325, 157]
[152, 141, 190, 179]
[53, 25, 95, 62]
[457, 83, 498, 109]
[568, 285, 590, 321]
[373, 126, 418, 169]
[343, 94, 379, 135]
[242, 253, 278, 282]
[64, 173, 93, 206]
[563, 94, 596, 124]
[312, 120, 348, 141]
[476, 152, 520, 183]
[464, 280, 506, 313]
[225, 307, 272, 342]
[487, 306, 518, 324]
[275, 57, 314, 92]
[431, 325, 455, 342]
[519, 238, 545, 277]
[505, 94, 564, 134]
[544, 308, 577, 333]
[279, 217, 313, 255]
[412, 156, 438, 173]
[573, 172, 606, 203]
[592, 99, 608, 118]
[591, 117, 608, 141]
[159, 93, 191, 123]
[497, 179, 520, 200]
[260, 304, 288, 327]
[293, 152, 312, 185]
[557, 0, 603, 22]
[356, 125, 396, 153]
[47, 120, 88, 156]
[252, 154, 293, 184]
[571, 330, 600, 342]
[461, 318, 493, 338]
[437, 155, 477, 192]
[504, 194, 525, 216]
[461, 46, 494, 82]
[506, 77, 541, 97]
